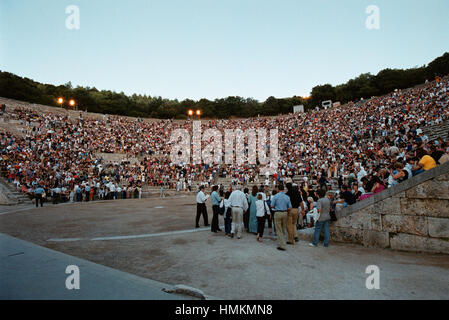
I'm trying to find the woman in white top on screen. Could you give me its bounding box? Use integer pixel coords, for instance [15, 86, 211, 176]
[255, 193, 271, 242]
[306, 197, 318, 227]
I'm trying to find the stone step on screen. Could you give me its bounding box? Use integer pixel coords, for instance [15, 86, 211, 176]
[0, 177, 31, 204]
[421, 120, 449, 141]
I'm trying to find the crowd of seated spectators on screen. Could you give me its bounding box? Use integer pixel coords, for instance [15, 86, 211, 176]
[0, 77, 448, 206]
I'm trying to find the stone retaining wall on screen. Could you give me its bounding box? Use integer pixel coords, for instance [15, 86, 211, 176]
[330, 161, 449, 254]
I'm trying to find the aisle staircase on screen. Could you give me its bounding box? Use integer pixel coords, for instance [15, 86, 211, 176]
[0, 176, 31, 205]
[421, 120, 449, 142]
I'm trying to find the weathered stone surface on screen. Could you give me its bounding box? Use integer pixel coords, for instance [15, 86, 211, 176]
[333, 212, 371, 230]
[0, 190, 14, 205]
[435, 171, 449, 182]
[382, 215, 428, 236]
[428, 217, 449, 238]
[372, 197, 400, 216]
[295, 228, 314, 242]
[329, 227, 363, 244]
[336, 198, 374, 219]
[370, 214, 382, 232]
[393, 191, 406, 198]
[362, 230, 389, 248]
[389, 233, 449, 254]
[400, 198, 449, 218]
[405, 180, 449, 200]
[357, 206, 373, 216]
[327, 161, 449, 254]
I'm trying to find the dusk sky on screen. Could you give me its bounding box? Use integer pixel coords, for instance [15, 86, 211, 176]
[1, 0, 448, 101]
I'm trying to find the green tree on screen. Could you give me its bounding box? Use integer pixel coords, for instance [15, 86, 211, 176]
[310, 84, 336, 107]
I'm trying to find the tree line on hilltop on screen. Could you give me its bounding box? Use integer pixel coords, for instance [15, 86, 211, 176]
[0, 52, 448, 119]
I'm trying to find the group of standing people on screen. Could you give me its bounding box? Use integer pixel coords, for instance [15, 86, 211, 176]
[195, 183, 332, 250]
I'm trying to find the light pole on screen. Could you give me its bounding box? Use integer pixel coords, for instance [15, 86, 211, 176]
[187, 109, 194, 120]
[69, 99, 77, 110]
[57, 97, 64, 108]
[57, 97, 77, 110]
[196, 109, 201, 120]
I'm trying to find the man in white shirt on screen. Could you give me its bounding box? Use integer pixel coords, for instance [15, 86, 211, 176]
[228, 184, 249, 239]
[356, 165, 367, 185]
[109, 182, 116, 200]
[195, 185, 210, 228]
[52, 186, 62, 204]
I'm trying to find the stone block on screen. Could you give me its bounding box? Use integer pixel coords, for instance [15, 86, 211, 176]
[393, 191, 406, 198]
[428, 217, 449, 238]
[362, 230, 390, 248]
[405, 179, 449, 200]
[373, 197, 401, 216]
[400, 198, 449, 218]
[295, 228, 314, 242]
[358, 206, 374, 215]
[337, 199, 373, 219]
[329, 227, 363, 244]
[382, 215, 428, 236]
[370, 214, 382, 231]
[333, 212, 371, 230]
[435, 171, 449, 182]
[389, 233, 449, 254]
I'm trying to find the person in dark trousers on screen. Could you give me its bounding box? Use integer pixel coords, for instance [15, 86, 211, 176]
[310, 189, 332, 247]
[34, 185, 45, 207]
[319, 172, 328, 190]
[52, 185, 61, 204]
[222, 191, 232, 236]
[286, 183, 305, 240]
[84, 184, 91, 202]
[210, 185, 222, 233]
[243, 187, 250, 231]
[255, 193, 270, 242]
[195, 185, 210, 228]
[267, 189, 277, 234]
[270, 184, 292, 251]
